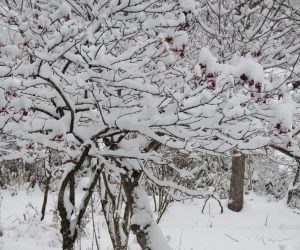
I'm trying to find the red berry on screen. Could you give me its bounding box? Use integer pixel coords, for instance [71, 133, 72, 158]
[206, 73, 214, 79]
[279, 129, 287, 135]
[179, 22, 190, 30]
[56, 134, 64, 140]
[200, 63, 206, 69]
[255, 83, 261, 93]
[165, 64, 172, 70]
[240, 73, 248, 81]
[165, 36, 173, 44]
[208, 81, 216, 90]
[64, 14, 70, 21]
[249, 80, 254, 87]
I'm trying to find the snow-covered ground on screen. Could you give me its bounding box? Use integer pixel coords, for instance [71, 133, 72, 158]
[0, 188, 300, 250]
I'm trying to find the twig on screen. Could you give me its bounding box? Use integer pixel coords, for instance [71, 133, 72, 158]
[224, 233, 239, 243]
[0, 196, 3, 222]
[201, 196, 210, 213]
[264, 215, 269, 227]
[292, 211, 300, 216]
[274, 238, 292, 242]
[178, 228, 183, 250]
[202, 195, 224, 214]
[212, 195, 224, 214]
[91, 195, 100, 250]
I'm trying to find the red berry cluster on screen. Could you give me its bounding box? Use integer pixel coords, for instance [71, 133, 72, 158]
[165, 64, 173, 70]
[64, 14, 70, 21]
[251, 51, 262, 58]
[206, 72, 217, 90]
[178, 22, 190, 31]
[54, 134, 64, 141]
[26, 143, 34, 150]
[165, 36, 173, 44]
[5, 91, 17, 97]
[164, 36, 186, 57]
[278, 93, 284, 100]
[21, 109, 29, 116]
[7, 16, 18, 25]
[199, 63, 206, 70]
[192, 75, 201, 80]
[274, 123, 291, 135]
[170, 44, 186, 57]
[0, 107, 6, 113]
[240, 74, 262, 93]
[192, 64, 217, 90]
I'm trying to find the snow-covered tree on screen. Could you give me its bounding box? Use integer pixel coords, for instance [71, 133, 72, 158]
[0, 1, 200, 249]
[0, 0, 299, 249]
[185, 0, 300, 210]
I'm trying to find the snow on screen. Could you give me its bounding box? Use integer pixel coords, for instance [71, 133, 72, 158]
[160, 195, 300, 250]
[179, 0, 197, 13]
[0, 189, 61, 250]
[273, 96, 295, 130]
[50, 3, 71, 21]
[1, 189, 299, 250]
[198, 48, 267, 83]
[131, 186, 172, 250]
[0, 0, 299, 249]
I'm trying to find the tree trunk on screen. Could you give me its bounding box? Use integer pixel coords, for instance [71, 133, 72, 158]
[57, 145, 91, 250]
[69, 174, 75, 206]
[58, 193, 75, 250]
[58, 185, 76, 250]
[228, 151, 246, 212]
[41, 174, 51, 221]
[122, 170, 171, 250]
[100, 172, 129, 250]
[287, 163, 300, 205]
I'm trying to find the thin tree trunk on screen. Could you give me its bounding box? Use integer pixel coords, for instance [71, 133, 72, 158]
[41, 174, 51, 221]
[228, 151, 246, 212]
[122, 170, 145, 247]
[58, 145, 91, 250]
[122, 170, 171, 250]
[99, 172, 128, 250]
[287, 163, 300, 205]
[69, 174, 75, 206]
